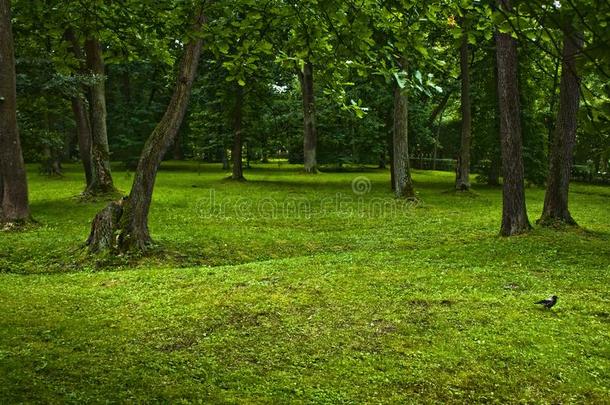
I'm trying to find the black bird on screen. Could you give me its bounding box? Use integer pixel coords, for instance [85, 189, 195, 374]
[535, 295, 558, 309]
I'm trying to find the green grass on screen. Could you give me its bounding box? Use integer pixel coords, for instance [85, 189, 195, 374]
[1, 162, 609, 403]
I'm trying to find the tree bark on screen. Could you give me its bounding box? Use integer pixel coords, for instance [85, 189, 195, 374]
[231, 85, 245, 180]
[86, 9, 206, 253]
[0, 0, 30, 224]
[495, 0, 531, 236]
[84, 37, 114, 195]
[539, 27, 583, 226]
[298, 61, 317, 173]
[455, 26, 472, 191]
[392, 79, 416, 199]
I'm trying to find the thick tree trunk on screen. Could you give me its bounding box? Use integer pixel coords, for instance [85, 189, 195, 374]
[455, 28, 472, 191]
[298, 61, 317, 173]
[495, 0, 531, 236]
[0, 0, 30, 224]
[231, 85, 245, 180]
[392, 80, 416, 199]
[539, 27, 583, 226]
[86, 10, 206, 253]
[84, 37, 114, 195]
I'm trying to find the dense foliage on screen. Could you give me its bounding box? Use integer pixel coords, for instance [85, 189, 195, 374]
[7, 0, 608, 182]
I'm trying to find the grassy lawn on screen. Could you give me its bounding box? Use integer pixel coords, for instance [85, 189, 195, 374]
[1, 163, 609, 403]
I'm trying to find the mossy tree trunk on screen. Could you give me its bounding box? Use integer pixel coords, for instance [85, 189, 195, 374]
[86, 9, 206, 253]
[0, 0, 30, 224]
[495, 0, 531, 236]
[392, 75, 416, 199]
[539, 27, 583, 226]
[298, 61, 318, 173]
[455, 26, 472, 191]
[84, 37, 114, 195]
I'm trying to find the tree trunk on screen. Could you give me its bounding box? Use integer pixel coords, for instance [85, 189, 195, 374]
[539, 27, 583, 226]
[495, 0, 531, 236]
[455, 27, 472, 191]
[86, 9, 206, 253]
[392, 79, 416, 199]
[0, 0, 30, 224]
[231, 85, 245, 180]
[298, 61, 317, 173]
[84, 37, 114, 195]
[222, 148, 230, 170]
[71, 96, 93, 185]
[64, 29, 93, 186]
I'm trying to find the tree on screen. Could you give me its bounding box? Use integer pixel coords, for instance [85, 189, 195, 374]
[0, 0, 30, 225]
[298, 60, 318, 173]
[231, 84, 245, 180]
[455, 20, 472, 191]
[83, 36, 115, 195]
[393, 75, 416, 198]
[87, 7, 206, 252]
[495, 0, 531, 236]
[65, 29, 93, 186]
[539, 25, 583, 225]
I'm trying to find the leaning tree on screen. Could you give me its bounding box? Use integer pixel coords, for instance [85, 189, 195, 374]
[86, 5, 207, 252]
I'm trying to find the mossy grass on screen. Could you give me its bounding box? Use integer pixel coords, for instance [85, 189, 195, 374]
[0, 162, 608, 402]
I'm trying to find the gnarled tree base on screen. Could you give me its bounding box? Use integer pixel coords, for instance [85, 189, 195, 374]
[86, 197, 153, 253]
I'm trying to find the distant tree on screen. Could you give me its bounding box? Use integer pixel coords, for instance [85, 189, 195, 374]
[455, 19, 472, 191]
[495, 0, 531, 236]
[0, 0, 30, 225]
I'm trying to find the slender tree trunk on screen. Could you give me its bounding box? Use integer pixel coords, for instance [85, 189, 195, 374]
[298, 61, 317, 173]
[455, 27, 472, 190]
[222, 148, 230, 170]
[71, 96, 93, 185]
[495, 0, 531, 236]
[0, 0, 30, 224]
[427, 89, 452, 127]
[392, 79, 416, 199]
[539, 27, 583, 226]
[86, 9, 206, 253]
[84, 37, 114, 195]
[231, 85, 245, 180]
[432, 107, 445, 171]
[65, 29, 93, 186]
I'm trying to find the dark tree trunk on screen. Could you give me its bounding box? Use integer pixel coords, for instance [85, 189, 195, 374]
[84, 37, 114, 195]
[455, 27, 472, 191]
[86, 9, 206, 253]
[392, 78, 416, 199]
[539, 27, 583, 226]
[231, 85, 245, 180]
[65, 29, 93, 186]
[495, 0, 531, 236]
[0, 0, 30, 224]
[71, 96, 93, 185]
[298, 61, 317, 173]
